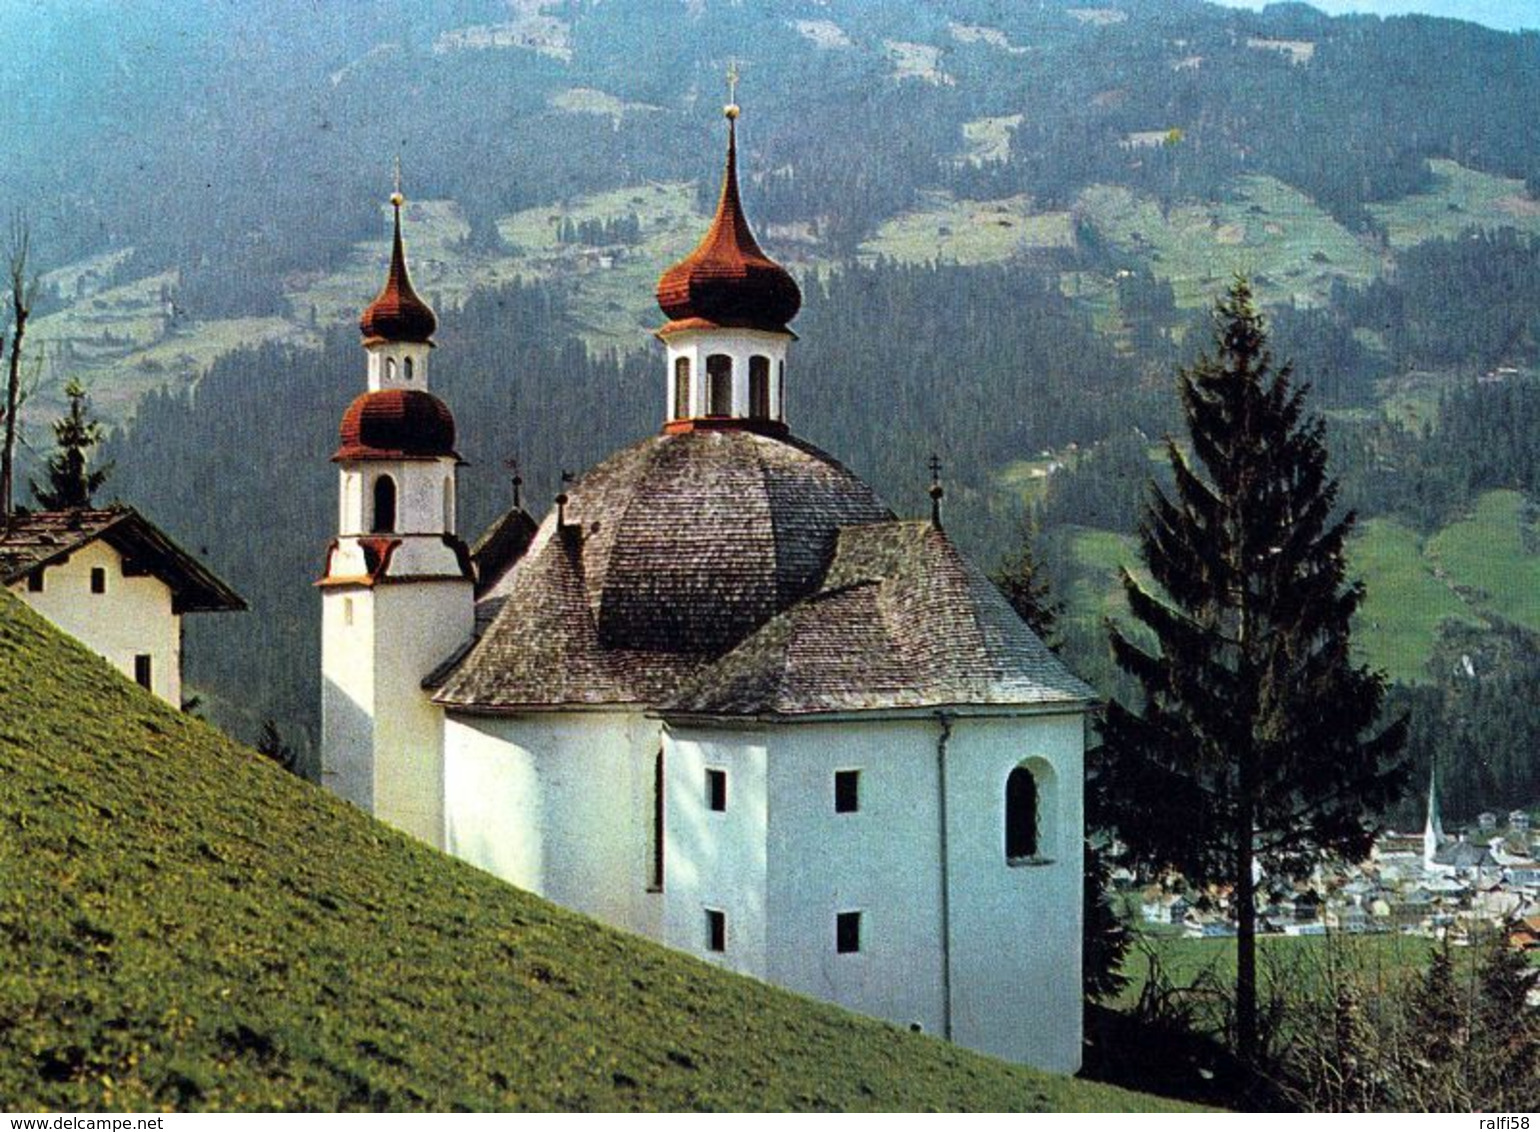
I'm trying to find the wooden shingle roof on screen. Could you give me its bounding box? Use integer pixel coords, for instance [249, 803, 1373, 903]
[0, 507, 245, 614]
[431, 431, 1090, 717]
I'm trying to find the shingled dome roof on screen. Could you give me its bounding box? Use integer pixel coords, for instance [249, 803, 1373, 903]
[655, 113, 801, 335]
[359, 198, 438, 344]
[334, 388, 458, 462]
[432, 429, 892, 709]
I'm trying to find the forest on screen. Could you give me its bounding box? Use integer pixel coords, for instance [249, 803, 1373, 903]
[3, 0, 1534, 818]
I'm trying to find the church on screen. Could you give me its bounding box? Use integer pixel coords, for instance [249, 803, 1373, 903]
[318, 101, 1094, 1073]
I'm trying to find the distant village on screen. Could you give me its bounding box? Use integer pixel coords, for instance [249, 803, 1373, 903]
[1123, 779, 1540, 960]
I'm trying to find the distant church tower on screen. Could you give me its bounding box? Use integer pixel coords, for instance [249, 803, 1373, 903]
[319, 188, 474, 848]
[1422, 764, 1446, 869]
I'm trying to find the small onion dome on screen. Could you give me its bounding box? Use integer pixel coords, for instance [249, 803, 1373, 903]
[656, 110, 801, 335]
[334, 388, 459, 462]
[359, 197, 438, 345]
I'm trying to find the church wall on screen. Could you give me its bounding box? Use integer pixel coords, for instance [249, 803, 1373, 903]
[943, 712, 1084, 1074]
[444, 710, 663, 936]
[763, 720, 948, 1037]
[367, 581, 473, 849]
[15, 539, 182, 705]
[320, 585, 376, 811]
[660, 727, 770, 977]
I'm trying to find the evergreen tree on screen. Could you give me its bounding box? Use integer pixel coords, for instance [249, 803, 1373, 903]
[31, 377, 112, 510]
[1470, 933, 1540, 1109]
[1099, 278, 1408, 1062]
[993, 519, 1060, 647]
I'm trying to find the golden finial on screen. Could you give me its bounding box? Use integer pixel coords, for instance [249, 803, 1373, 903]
[724, 60, 741, 119]
[390, 153, 404, 208]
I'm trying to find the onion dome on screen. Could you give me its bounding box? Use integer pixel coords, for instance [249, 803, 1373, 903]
[656, 105, 801, 335]
[334, 388, 459, 461]
[359, 193, 438, 345]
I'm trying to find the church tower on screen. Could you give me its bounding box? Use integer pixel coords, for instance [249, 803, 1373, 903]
[654, 94, 800, 432]
[319, 188, 474, 849]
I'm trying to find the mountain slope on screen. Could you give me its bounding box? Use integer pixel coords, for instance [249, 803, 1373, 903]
[0, 593, 1193, 1112]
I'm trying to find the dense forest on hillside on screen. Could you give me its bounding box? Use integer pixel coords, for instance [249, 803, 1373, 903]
[11, 0, 1539, 817]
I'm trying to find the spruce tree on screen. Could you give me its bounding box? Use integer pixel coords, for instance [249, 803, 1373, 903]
[1100, 278, 1407, 1062]
[31, 377, 112, 510]
[993, 519, 1060, 647]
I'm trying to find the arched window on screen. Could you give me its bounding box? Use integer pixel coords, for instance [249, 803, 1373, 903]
[650, 748, 665, 891]
[404, 356, 415, 382]
[1005, 766, 1039, 860]
[673, 357, 691, 419]
[372, 475, 397, 533]
[749, 355, 771, 419]
[778, 359, 786, 418]
[707, 354, 733, 416]
[385, 356, 397, 382]
[442, 476, 455, 534]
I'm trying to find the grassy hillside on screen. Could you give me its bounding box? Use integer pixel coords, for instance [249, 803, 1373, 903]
[0, 593, 1193, 1112]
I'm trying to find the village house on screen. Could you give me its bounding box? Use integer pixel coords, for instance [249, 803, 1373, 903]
[1, 507, 245, 705]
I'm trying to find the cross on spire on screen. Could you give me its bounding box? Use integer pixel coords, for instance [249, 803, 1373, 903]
[726, 60, 740, 106]
[503, 456, 523, 509]
[928, 453, 945, 530]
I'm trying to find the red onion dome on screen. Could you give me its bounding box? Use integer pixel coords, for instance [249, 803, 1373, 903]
[359, 196, 438, 344]
[334, 388, 459, 461]
[656, 111, 801, 335]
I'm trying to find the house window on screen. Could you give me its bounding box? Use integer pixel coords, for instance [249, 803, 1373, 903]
[706, 767, 727, 812]
[26, 568, 43, 593]
[650, 749, 665, 892]
[133, 654, 152, 690]
[1007, 761, 1056, 863]
[836, 911, 861, 954]
[90, 567, 106, 594]
[749, 355, 771, 419]
[673, 357, 691, 419]
[705, 908, 726, 953]
[371, 475, 397, 534]
[834, 770, 860, 814]
[403, 357, 414, 382]
[706, 354, 732, 416]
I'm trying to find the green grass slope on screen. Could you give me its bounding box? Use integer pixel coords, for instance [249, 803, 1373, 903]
[0, 593, 1192, 1112]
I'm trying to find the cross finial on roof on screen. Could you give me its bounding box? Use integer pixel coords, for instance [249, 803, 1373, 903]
[724, 60, 741, 121]
[393, 152, 403, 198]
[504, 456, 523, 510]
[928, 453, 945, 530]
[557, 469, 574, 528]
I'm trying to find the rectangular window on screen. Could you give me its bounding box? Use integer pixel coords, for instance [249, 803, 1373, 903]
[133, 654, 153, 691]
[834, 770, 860, 814]
[90, 566, 107, 594]
[26, 568, 44, 593]
[343, 597, 355, 627]
[673, 357, 691, 419]
[836, 911, 862, 954]
[705, 908, 726, 953]
[706, 767, 727, 812]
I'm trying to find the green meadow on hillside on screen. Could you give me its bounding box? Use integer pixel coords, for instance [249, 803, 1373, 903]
[0, 593, 1195, 1112]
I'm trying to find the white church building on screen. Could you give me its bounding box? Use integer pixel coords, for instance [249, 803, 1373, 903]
[319, 105, 1095, 1073]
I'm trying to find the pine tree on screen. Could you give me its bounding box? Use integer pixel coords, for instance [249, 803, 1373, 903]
[31, 377, 112, 510]
[993, 519, 1060, 646]
[1099, 278, 1408, 1062]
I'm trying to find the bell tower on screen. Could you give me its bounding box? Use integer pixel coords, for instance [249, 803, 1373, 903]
[654, 85, 800, 434]
[319, 186, 474, 849]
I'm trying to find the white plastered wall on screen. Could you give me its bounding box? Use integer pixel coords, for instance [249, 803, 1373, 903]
[12, 539, 182, 705]
[444, 710, 664, 938]
[659, 727, 769, 976]
[660, 327, 790, 422]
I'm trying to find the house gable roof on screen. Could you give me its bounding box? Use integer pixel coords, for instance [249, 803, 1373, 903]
[0, 507, 246, 614]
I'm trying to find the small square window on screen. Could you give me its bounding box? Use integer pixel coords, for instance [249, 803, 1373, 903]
[133, 654, 153, 690]
[836, 911, 861, 954]
[90, 567, 107, 594]
[835, 770, 860, 813]
[706, 768, 727, 812]
[705, 908, 726, 953]
[26, 568, 44, 593]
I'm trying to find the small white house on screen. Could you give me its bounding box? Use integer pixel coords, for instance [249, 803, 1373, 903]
[1, 507, 245, 704]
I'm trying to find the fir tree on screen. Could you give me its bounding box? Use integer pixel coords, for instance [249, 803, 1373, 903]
[993, 520, 1060, 647]
[31, 377, 112, 510]
[1099, 278, 1408, 1062]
